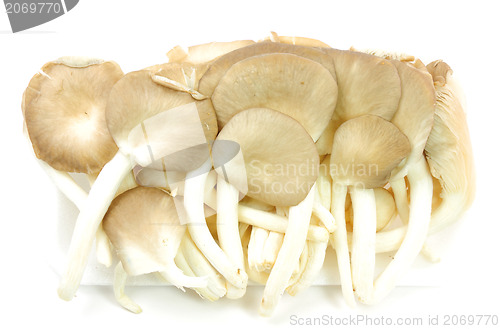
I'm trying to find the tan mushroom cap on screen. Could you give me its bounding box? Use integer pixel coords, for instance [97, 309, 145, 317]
[330, 115, 411, 189]
[316, 49, 401, 155]
[211, 53, 337, 141]
[424, 60, 475, 205]
[106, 70, 218, 149]
[102, 186, 185, 276]
[167, 40, 256, 64]
[263, 32, 332, 48]
[216, 108, 319, 207]
[198, 41, 337, 98]
[23, 58, 123, 173]
[390, 60, 435, 171]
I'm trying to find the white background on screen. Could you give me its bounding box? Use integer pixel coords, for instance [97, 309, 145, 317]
[1, 0, 499, 327]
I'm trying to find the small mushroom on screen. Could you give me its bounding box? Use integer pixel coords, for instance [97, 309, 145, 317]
[211, 107, 319, 316]
[263, 31, 332, 48]
[57, 69, 218, 300]
[330, 114, 410, 303]
[102, 187, 207, 312]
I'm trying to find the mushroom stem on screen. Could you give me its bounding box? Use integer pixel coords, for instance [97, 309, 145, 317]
[350, 187, 376, 303]
[95, 223, 113, 267]
[114, 261, 142, 314]
[174, 248, 220, 301]
[37, 159, 115, 268]
[180, 234, 227, 299]
[248, 227, 269, 272]
[216, 175, 246, 299]
[37, 159, 87, 208]
[261, 231, 284, 271]
[330, 183, 356, 307]
[238, 205, 328, 242]
[159, 258, 208, 290]
[58, 150, 133, 301]
[287, 237, 328, 296]
[260, 184, 315, 317]
[390, 177, 410, 224]
[370, 156, 433, 304]
[313, 187, 336, 233]
[183, 160, 247, 289]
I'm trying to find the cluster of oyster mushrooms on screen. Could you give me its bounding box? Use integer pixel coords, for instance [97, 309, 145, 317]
[22, 33, 475, 316]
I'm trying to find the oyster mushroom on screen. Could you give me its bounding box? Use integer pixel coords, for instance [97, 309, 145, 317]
[102, 186, 207, 312]
[330, 114, 411, 304]
[212, 107, 319, 315]
[57, 69, 218, 300]
[22, 57, 125, 267]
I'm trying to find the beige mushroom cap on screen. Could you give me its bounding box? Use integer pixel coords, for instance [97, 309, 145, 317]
[198, 41, 337, 98]
[316, 49, 401, 155]
[262, 32, 332, 48]
[103, 186, 185, 276]
[424, 60, 475, 205]
[390, 60, 436, 171]
[23, 58, 123, 173]
[167, 40, 256, 64]
[211, 53, 337, 141]
[216, 108, 319, 207]
[106, 69, 218, 151]
[330, 115, 411, 189]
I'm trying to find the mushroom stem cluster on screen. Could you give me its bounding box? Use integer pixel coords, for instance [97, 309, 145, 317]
[23, 33, 475, 316]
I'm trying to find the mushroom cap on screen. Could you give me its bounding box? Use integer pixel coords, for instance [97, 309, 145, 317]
[424, 61, 475, 205]
[106, 70, 218, 169]
[167, 40, 256, 64]
[316, 49, 401, 155]
[330, 115, 411, 189]
[198, 41, 337, 98]
[103, 186, 185, 276]
[390, 60, 436, 171]
[216, 108, 319, 207]
[211, 53, 337, 141]
[262, 32, 332, 48]
[23, 58, 123, 173]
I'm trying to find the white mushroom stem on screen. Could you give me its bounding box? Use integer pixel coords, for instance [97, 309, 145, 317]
[216, 175, 246, 299]
[174, 249, 220, 301]
[159, 258, 208, 290]
[248, 227, 269, 272]
[183, 160, 247, 289]
[330, 183, 356, 307]
[37, 159, 87, 208]
[37, 159, 114, 267]
[390, 177, 410, 224]
[260, 184, 315, 317]
[180, 235, 227, 299]
[238, 205, 328, 242]
[350, 187, 376, 303]
[313, 187, 336, 233]
[287, 242, 309, 287]
[58, 150, 133, 301]
[369, 156, 433, 304]
[114, 262, 142, 314]
[287, 237, 328, 296]
[95, 223, 113, 267]
[261, 232, 284, 271]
